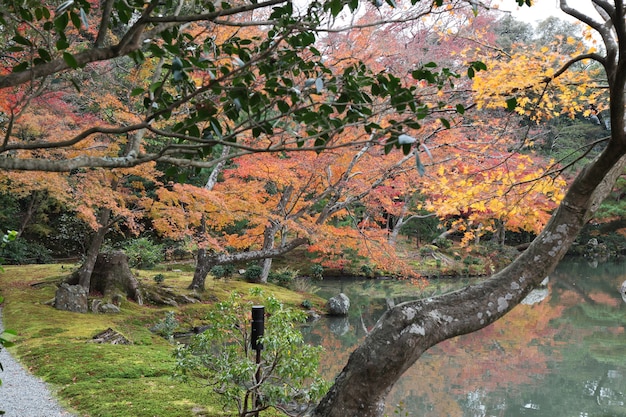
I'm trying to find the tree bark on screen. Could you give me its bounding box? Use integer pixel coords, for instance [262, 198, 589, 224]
[77, 208, 112, 290]
[312, 150, 626, 416]
[257, 220, 282, 284]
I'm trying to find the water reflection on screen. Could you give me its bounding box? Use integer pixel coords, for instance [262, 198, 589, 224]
[304, 259, 626, 417]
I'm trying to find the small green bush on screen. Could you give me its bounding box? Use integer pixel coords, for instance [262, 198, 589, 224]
[269, 267, 298, 287]
[150, 311, 179, 340]
[210, 264, 235, 279]
[243, 264, 263, 282]
[122, 237, 164, 269]
[175, 289, 328, 416]
[153, 273, 166, 285]
[209, 265, 226, 279]
[433, 237, 452, 249]
[419, 245, 437, 256]
[310, 264, 324, 281]
[360, 264, 374, 278]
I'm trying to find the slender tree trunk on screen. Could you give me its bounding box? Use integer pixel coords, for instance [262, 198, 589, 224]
[257, 220, 281, 284]
[17, 191, 40, 238]
[311, 150, 626, 417]
[189, 145, 231, 291]
[77, 208, 112, 290]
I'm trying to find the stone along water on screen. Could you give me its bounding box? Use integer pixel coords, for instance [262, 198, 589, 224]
[304, 259, 626, 417]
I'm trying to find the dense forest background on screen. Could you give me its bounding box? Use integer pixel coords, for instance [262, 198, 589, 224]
[1, 4, 624, 277]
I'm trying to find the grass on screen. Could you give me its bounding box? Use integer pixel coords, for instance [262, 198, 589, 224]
[0, 263, 324, 417]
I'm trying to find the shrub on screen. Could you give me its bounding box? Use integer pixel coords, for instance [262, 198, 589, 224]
[292, 277, 319, 294]
[268, 267, 298, 287]
[150, 311, 179, 341]
[209, 265, 226, 279]
[153, 273, 165, 285]
[433, 237, 452, 249]
[360, 264, 375, 278]
[174, 289, 329, 416]
[310, 264, 324, 281]
[122, 237, 164, 269]
[243, 264, 263, 282]
[210, 264, 235, 279]
[0, 238, 51, 264]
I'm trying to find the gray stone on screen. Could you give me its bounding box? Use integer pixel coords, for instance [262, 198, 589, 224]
[327, 293, 350, 316]
[306, 310, 321, 322]
[99, 303, 121, 314]
[54, 283, 88, 313]
[91, 299, 102, 313]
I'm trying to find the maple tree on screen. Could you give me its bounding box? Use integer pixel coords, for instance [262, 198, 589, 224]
[0, 61, 162, 289]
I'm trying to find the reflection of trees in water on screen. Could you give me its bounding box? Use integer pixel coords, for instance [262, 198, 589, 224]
[307, 261, 626, 416]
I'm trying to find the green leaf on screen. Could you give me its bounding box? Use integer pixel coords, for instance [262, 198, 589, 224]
[12, 34, 32, 46]
[36, 48, 51, 63]
[130, 87, 144, 96]
[276, 100, 289, 114]
[70, 10, 81, 29]
[456, 104, 465, 114]
[54, 13, 69, 32]
[62, 52, 79, 69]
[12, 62, 28, 73]
[439, 118, 450, 128]
[56, 36, 70, 51]
[70, 77, 81, 92]
[506, 97, 518, 112]
[329, 0, 343, 17]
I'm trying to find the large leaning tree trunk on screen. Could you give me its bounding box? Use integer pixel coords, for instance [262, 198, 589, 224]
[311, 3, 626, 416]
[67, 251, 143, 304]
[188, 237, 308, 290]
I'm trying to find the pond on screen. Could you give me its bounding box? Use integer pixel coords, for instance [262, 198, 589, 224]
[303, 259, 626, 417]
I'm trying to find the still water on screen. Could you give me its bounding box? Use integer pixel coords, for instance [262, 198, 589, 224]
[303, 259, 626, 417]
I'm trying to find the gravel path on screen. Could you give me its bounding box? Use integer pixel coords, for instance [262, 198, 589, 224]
[0, 309, 77, 417]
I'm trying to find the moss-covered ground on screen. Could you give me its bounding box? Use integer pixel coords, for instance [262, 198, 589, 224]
[0, 264, 324, 417]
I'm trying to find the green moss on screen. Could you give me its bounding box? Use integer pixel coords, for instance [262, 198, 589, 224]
[0, 264, 317, 417]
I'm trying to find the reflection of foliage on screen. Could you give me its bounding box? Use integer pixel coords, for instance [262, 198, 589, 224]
[308, 261, 626, 416]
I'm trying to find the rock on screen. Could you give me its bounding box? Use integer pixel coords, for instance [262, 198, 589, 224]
[54, 283, 88, 313]
[99, 303, 121, 313]
[90, 328, 130, 345]
[111, 293, 124, 307]
[327, 293, 350, 316]
[91, 299, 102, 313]
[621, 280, 626, 303]
[306, 310, 321, 322]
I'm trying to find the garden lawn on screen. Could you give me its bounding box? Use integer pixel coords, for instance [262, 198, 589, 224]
[0, 264, 320, 417]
